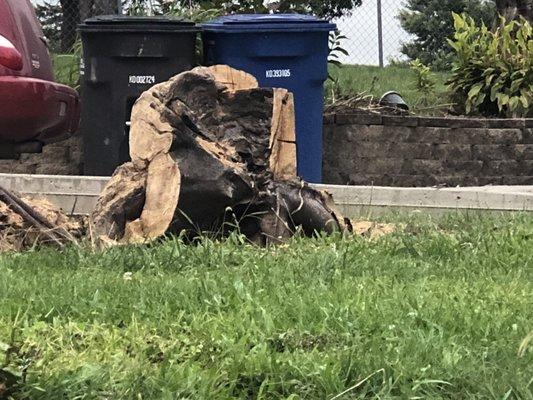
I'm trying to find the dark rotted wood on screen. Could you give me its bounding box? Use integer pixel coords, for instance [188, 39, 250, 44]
[91, 163, 147, 241]
[91, 66, 346, 243]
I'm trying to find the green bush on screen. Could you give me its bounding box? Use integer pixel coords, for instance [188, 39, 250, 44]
[399, 0, 496, 70]
[52, 39, 82, 90]
[410, 59, 437, 107]
[447, 13, 533, 117]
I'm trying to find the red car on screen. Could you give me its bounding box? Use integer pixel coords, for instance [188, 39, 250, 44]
[0, 0, 79, 158]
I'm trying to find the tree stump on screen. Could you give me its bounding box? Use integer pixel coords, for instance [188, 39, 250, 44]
[91, 66, 348, 245]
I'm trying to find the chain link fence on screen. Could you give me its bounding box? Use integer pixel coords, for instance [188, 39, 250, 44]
[33, 0, 121, 53]
[334, 0, 411, 66]
[31, 0, 411, 66]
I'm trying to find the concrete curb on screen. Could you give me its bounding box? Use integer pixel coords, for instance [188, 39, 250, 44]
[0, 173, 531, 216]
[314, 184, 533, 216]
[0, 173, 108, 215]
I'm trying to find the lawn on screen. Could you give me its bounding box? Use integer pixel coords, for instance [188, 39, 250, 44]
[326, 64, 450, 112]
[0, 213, 532, 399]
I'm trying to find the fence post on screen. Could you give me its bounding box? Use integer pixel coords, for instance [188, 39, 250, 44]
[117, 0, 122, 14]
[377, 0, 384, 67]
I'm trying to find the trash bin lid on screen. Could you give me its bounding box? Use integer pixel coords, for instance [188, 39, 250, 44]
[79, 15, 199, 33]
[202, 14, 336, 32]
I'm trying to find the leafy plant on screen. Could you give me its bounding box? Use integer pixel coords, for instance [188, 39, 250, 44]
[126, 0, 150, 15]
[399, 0, 496, 69]
[410, 59, 436, 96]
[328, 30, 349, 69]
[447, 13, 533, 117]
[327, 30, 349, 91]
[408, 59, 454, 113]
[52, 38, 82, 90]
[326, 30, 350, 104]
[164, 6, 222, 23]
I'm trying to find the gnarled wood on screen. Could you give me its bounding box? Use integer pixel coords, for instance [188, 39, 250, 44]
[270, 89, 297, 180]
[91, 66, 348, 244]
[91, 163, 147, 241]
[127, 152, 181, 240]
[195, 64, 259, 92]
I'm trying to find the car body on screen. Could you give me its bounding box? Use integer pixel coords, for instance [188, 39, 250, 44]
[0, 0, 79, 157]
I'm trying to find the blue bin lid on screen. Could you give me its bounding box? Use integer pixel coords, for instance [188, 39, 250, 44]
[202, 14, 336, 32]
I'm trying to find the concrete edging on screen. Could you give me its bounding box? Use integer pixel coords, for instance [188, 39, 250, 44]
[314, 184, 533, 216]
[0, 173, 531, 216]
[0, 173, 108, 215]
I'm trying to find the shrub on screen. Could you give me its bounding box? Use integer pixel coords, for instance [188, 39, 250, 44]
[447, 13, 533, 117]
[410, 59, 436, 95]
[52, 39, 82, 90]
[399, 0, 496, 70]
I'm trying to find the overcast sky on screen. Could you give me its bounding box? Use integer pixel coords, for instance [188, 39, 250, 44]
[31, 0, 409, 65]
[335, 0, 410, 65]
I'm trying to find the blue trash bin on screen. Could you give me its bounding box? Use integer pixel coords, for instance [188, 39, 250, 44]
[202, 14, 336, 183]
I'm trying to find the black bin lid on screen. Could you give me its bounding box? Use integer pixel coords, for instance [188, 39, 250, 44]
[79, 15, 199, 33]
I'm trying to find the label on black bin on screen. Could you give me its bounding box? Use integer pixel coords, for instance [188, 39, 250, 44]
[129, 75, 156, 85]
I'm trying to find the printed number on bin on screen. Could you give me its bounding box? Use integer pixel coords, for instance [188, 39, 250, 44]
[266, 69, 291, 78]
[129, 75, 156, 85]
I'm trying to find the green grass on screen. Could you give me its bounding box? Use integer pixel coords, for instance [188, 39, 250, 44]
[52, 54, 80, 89]
[327, 64, 451, 112]
[1, 213, 532, 399]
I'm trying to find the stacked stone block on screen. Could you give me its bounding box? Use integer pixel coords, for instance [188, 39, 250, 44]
[323, 113, 533, 186]
[0, 134, 83, 176]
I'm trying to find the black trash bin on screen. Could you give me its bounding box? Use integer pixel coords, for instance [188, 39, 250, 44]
[78, 16, 199, 176]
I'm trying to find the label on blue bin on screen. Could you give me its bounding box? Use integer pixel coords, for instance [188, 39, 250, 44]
[265, 69, 291, 79]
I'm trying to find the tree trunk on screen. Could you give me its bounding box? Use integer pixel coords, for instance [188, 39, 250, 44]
[495, 0, 533, 22]
[60, 0, 118, 52]
[92, 0, 118, 15]
[517, 0, 533, 21]
[91, 66, 349, 245]
[79, 0, 94, 21]
[59, 0, 79, 52]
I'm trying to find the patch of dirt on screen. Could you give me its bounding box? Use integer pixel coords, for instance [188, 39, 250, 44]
[352, 220, 397, 240]
[0, 195, 85, 252]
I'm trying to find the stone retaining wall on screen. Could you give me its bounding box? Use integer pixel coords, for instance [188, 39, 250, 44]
[323, 113, 533, 186]
[0, 134, 83, 176]
[2, 114, 533, 188]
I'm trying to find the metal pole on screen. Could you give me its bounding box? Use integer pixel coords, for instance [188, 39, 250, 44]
[117, 0, 122, 14]
[377, 0, 384, 67]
